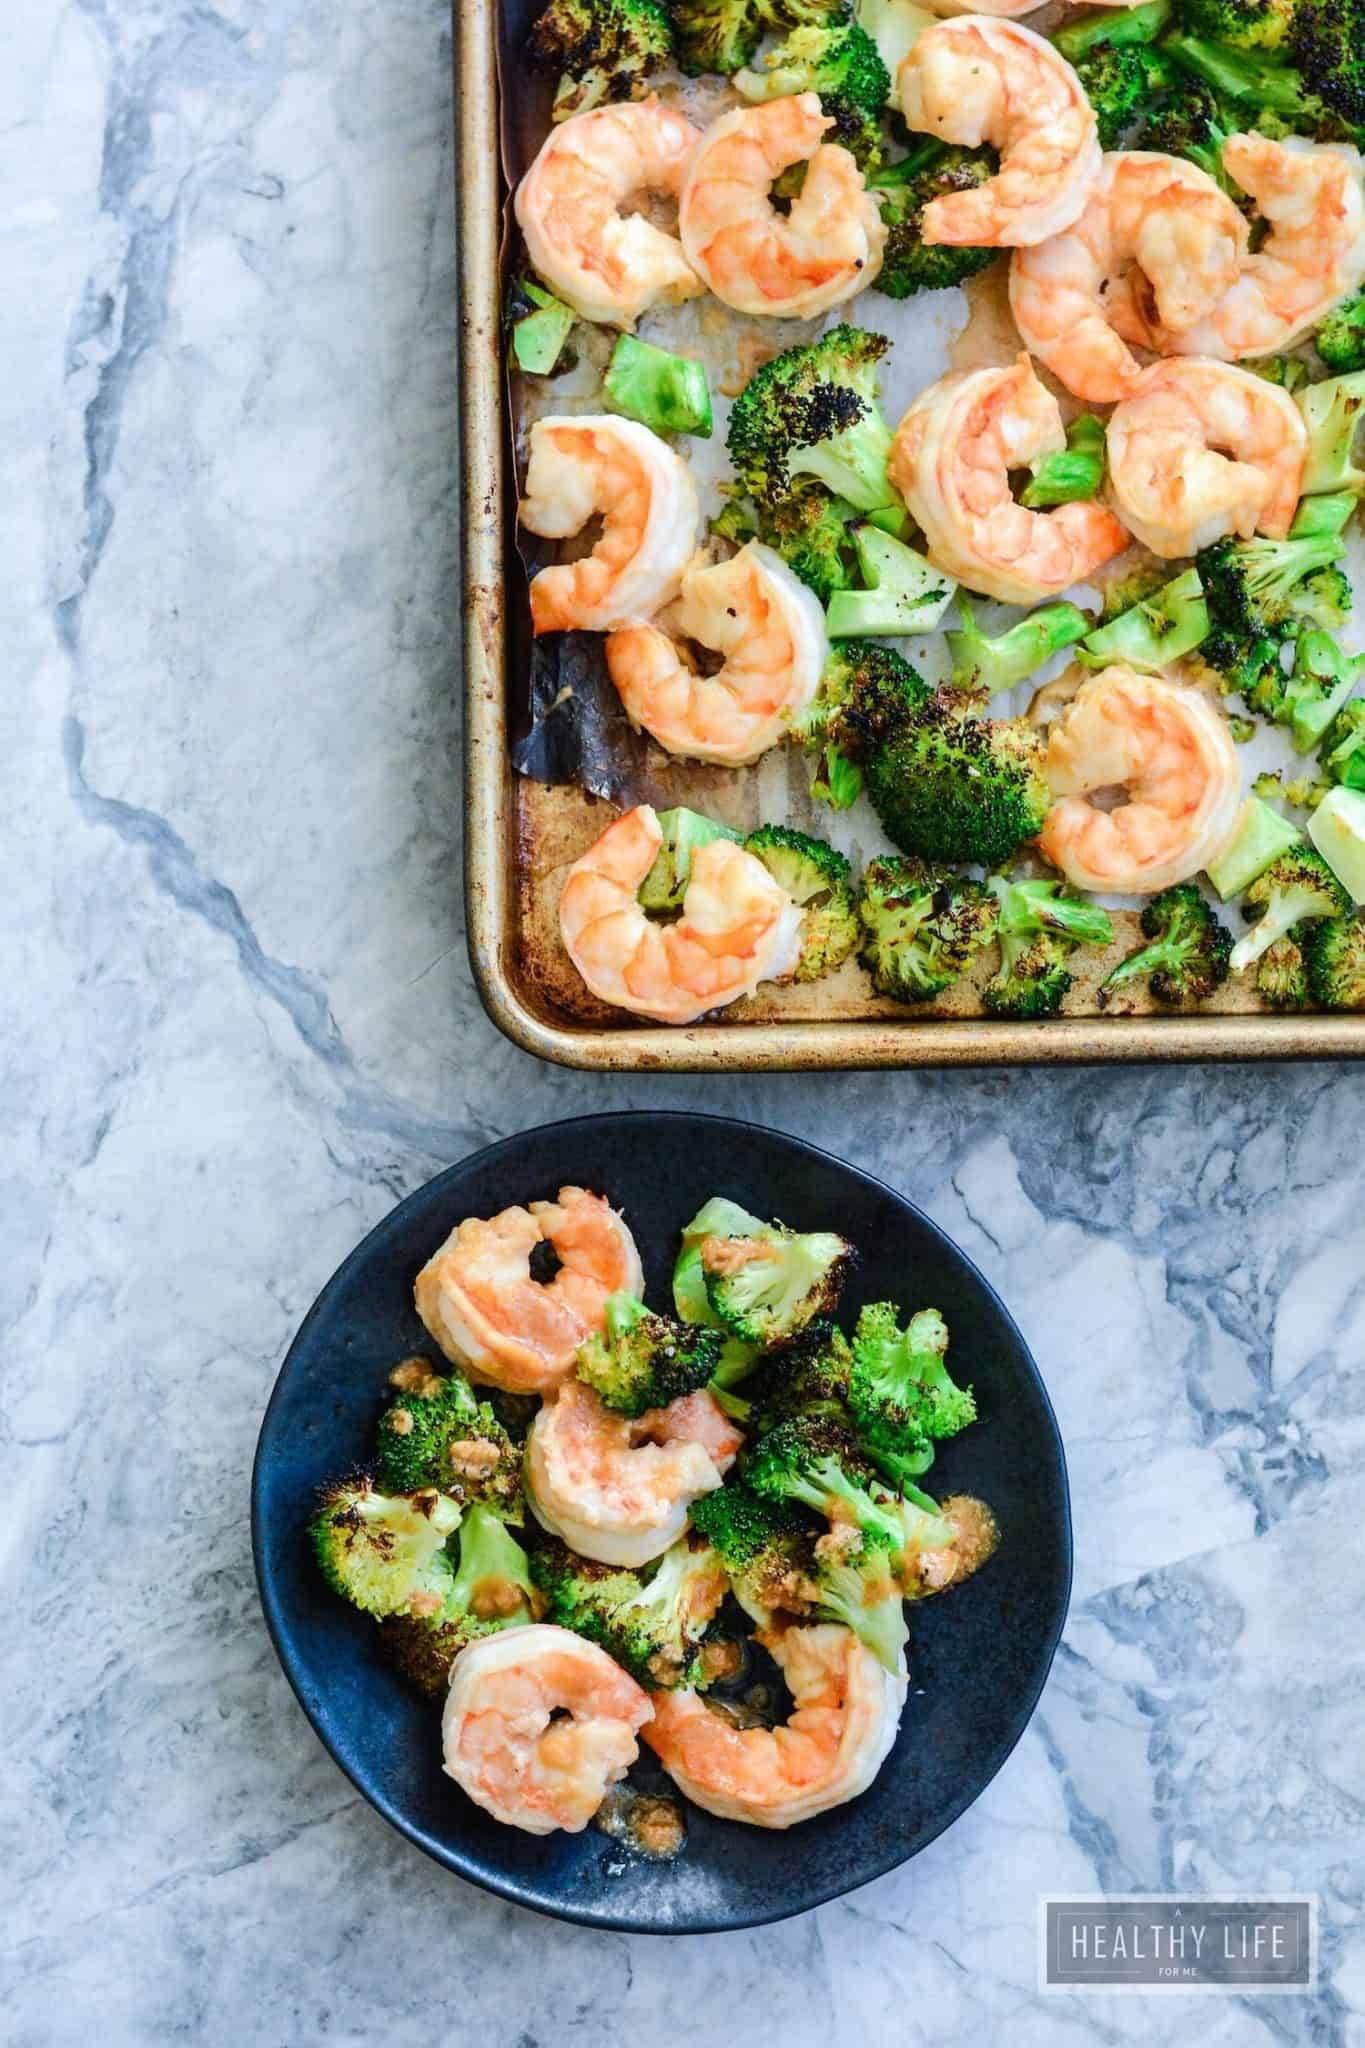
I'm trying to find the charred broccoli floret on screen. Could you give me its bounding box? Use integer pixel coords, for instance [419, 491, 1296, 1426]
[1075, 41, 1172, 147]
[1176, 0, 1295, 51]
[984, 874, 1114, 1020]
[527, 0, 673, 117]
[857, 855, 996, 1003]
[377, 1366, 523, 1521]
[743, 824, 859, 981]
[745, 1414, 907, 1544]
[1317, 290, 1365, 373]
[726, 325, 899, 516]
[947, 597, 1091, 695]
[738, 1320, 854, 1432]
[1133, 76, 1237, 189]
[1322, 699, 1365, 789]
[1257, 932, 1312, 1007]
[1304, 911, 1365, 1007]
[1193, 494, 1355, 708]
[671, 0, 763, 74]
[793, 637, 916, 809]
[575, 1291, 724, 1416]
[531, 1535, 727, 1686]
[735, 22, 890, 130]
[1230, 846, 1351, 972]
[1102, 883, 1234, 1005]
[847, 1301, 976, 1492]
[688, 1482, 817, 1625]
[700, 1212, 854, 1351]
[1162, 2, 1365, 144]
[869, 141, 1000, 299]
[756, 488, 859, 605]
[311, 1479, 462, 1619]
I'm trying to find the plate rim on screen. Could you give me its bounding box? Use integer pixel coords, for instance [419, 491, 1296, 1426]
[251, 1109, 1074, 1933]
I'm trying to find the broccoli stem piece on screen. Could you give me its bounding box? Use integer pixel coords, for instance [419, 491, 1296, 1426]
[603, 335, 713, 438]
[1207, 795, 1304, 900]
[446, 1505, 537, 1625]
[509, 279, 576, 377]
[1018, 414, 1107, 509]
[1161, 31, 1322, 123]
[1281, 630, 1365, 754]
[807, 1529, 909, 1674]
[1309, 786, 1365, 904]
[1053, 0, 1172, 59]
[638, 807, 742, 913]
[824, 523, 957, 638]
[1298, 372, 1365, 495]
[946, 597, 1091, 695]
[1322, 701, 1365, 790]
[811, 742, 864, 811]
[1082, 567, 1210, 668]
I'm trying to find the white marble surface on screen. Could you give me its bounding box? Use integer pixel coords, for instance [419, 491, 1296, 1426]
[6, 4, 1365, 2043]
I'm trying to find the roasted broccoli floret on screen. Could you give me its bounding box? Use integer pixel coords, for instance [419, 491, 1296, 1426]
[1176, 0, 1296, 52]
[857, 854, 996, 1003]
[847, 1301, 975, 1492]
[1230, 846, 1351, 972]
[794, 637, 914, 808]
[756, 487, 859, 605]
[1257, 932, 1312, 1007]
[1299, 373, 1365, 493]
[738, 1320, 854, 1432]
[699, 1212, 853, 1350]
[746, 1414, 908, 1544]
[1280, 630, 1365, 752]
[946, 597, 1091, 695]
[672, 0, 764, 74]
[603, 334, 712, 437]
[1162, 3, 1365, 144]
[1317, 290, 1365, 373]
[869, 141, 1000, 299]
[311, 1479, 462, 1619]
[1019, 414, 1107, 509]
[726, 325, 899, 516]
[1322, 698, 1365, 789]
[743, 824, 859, 981]
[1194, 494, 1355, 708]
[527, 0, 673, 117]
[983, 874, 1114, 1020]
[807, 1523, 909, 1672]
[1102, 882, 1233, 1004]
[1304, 910, 1365, 1007]
[575, 1291, 724, 1416]
[531, 1535, 727, 1686]
[1133, 76, 1237, 189]
[735, 22, 890, 119]
[1075, 42, 1171, 148]
[688, 1482, 817, 1625]
[377, 1366, 523, 1521]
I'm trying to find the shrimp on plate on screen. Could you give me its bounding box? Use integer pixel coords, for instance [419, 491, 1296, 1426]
[605, 543, 827, 765]
[897, 18, 1100, 247]
[1009, 153, 1250, 404]
[415, 1188, 644, 1396]
[442, 1624, 653, 1834]
[558, 804, 805, 1024]
[1106, 358, 1307, 558]
[1038, 665, 1244, 895]
[1117, 135, 1365, 361]
[888, 355, 1129, 604]
[514, 98, 703, 328]
[525, 1379, 744, 1567]
[643, 1621, 906, 1829]
[519, 415, 701, 634]
[678, 95, 885, 318]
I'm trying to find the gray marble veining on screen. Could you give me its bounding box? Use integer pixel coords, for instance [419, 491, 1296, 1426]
[4, 4, 1364, 2043]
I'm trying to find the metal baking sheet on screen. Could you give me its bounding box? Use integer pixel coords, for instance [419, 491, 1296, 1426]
[456, 0, 1365, 1068]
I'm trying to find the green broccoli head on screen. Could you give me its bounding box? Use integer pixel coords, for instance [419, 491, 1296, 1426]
[311, 1479, 462, 1620]
[531, 1534, 728, 1686]
[1196, 518, 1351, 649]
[1177, 0, 1296, 51]
[1161, 8, 1365, 144]
[701, 1215, 854, 1350]
[1322, 699, 1365, 790]
[806, 1523, 908, 1672]
[983, 931, 1075, 1020]
[743, 824, 859, 981]
[1257, 932, 1312, 1008]
[870, 141, 1000, 299]
[847, 1301, 975, 1491]
[1286, 0, 1365, 136]
[1304, 910, 1365, 1008]
[982, 873, 1114, 1019]
[726, 325, 897, 513]
[1132, 74, 1237, 189]
[377, 1366, 523, 1521]
[736, 22, 890, 117]
[575, 1291, 724, 1417]
[946, 597, 1091, 696]
[756, 487, 858, 605]
[1231, 847, 1352, 973]
[744, 1413, 908, 1544]
[672, 0, 764, 74]
[1102, 883, 1233, 1005]
[848, 686, 1051, 867]
[1074, 42, 1172, 148]
[741, 1319, 854, 1432]
[527, 0, 673, 117]
[687, 1481, 817, 1626]
[1317, 290, 1365, 373]
[857, 855, 996, 1004]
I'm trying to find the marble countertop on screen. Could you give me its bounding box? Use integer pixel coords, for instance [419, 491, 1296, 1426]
[7, 5, 1364, 2043]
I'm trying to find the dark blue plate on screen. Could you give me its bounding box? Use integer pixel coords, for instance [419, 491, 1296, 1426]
[252, 1112, 1071, 1932]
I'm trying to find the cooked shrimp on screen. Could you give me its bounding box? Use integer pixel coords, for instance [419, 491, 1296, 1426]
[1039, 665, 1244, 894]
[1106, 359, 1306, 558]
[559, 804, 804, 1025]
[415, 1188, 644, 1396]
[1009, 153, 1250, 404]
[519, 415, 701, 634]
[897, 18, 1100, 247]
[643, 1622, 905, 1829]
[525, 1379, 743, 1567]
[442, 1625, 653, 1834]
[678, 95, 885, 318]
[514, 98, 703, 329]
[605, 544, 827, 766]
[1121, 135, 1365, 361]
[888, 356, 1128, 604]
